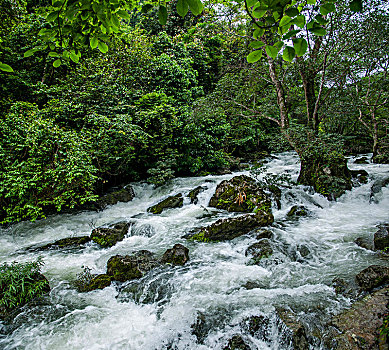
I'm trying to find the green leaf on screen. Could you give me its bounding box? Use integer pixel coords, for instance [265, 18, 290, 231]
[320, 3, 335, 16]
[177, 0, 189, 17]
[307, 0, 316, 4]
[349, 0, 362, 12]
[265, 45, 279, 59]
[47, 11, 59, 22]
[0, 63, 13, 72]
[98, 41, 108, 53]
[293, 38, 308, 57]
[315, 14, 328, 25]
[282, 46, 295, 61]
[292, 15, 305, 28]
[249, 40, 265, 49]
[253, 28, 265, 39]
[90, 37, 98, 49]
[273, 41, 283, 49]
[279, 15, 292, 27]
[247, 50, 263, 63]
[52, 1, 63, 7]
[53, 59, 61, 67]
[24, 49, 36, 58]
[187, 0, 203, 16]
[48, 51, 60, 57]
[283, 29, 300, 40]
[253, 8, 266, 18]
[246, 0, 257, 7]
[285, 8, 299, 17]
[158, 6, 168, 25]
[70, 51, 79, 63]
[308, 27, 326, 36]
[111, 14, 120, 28]
[117, 10, 130, 20]
[141, 4, 153, 13]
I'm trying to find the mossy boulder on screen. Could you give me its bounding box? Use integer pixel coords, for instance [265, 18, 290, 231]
[39, 236, 91, 250]
[93, 186, 135, 210]
[356, 265, 389, 291]
[147, 193, 184, 214]
[374, 224, 389, 251]
[298, 150, 352, 200]
[331, 287, 389, 349]
[161, 244, 189, 266]
[106, 250, 159, 282]
[188, 186, 206, 204]
[256, 229, 274, 240]
[245, 239, 273, 263]
[287, 205, 309, 218]
[91, 221, 130, 248]
[186, 211, 274, 242]
[209, 175, 272, 214]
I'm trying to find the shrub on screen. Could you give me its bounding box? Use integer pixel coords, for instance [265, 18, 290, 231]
[0, 258, 49, 316]
[0, 102, 98, 223]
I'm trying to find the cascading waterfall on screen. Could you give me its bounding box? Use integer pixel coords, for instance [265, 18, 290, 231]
[0, 152, 388, 350]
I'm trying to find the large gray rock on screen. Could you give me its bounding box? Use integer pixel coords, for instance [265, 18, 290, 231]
[147, 194, 183, 214]
[332, 287, 389, 349]
[91, 221, 130, 248]
[209, 175, 272, 214]
[186, 212, 274, 242]
[356, 265, 389, 291]
[161, 244, 189, 266]
[374, 224, 389, 251]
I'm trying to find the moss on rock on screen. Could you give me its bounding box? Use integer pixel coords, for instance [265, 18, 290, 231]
[147, 194, 184, 214]
[91, 221, 130, 248]
[187, 211, 274, 242]
[161, 244, 189, 265]
[209, 175, 272, 214]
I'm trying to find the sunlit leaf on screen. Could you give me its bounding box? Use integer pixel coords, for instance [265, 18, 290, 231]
[293, 38, 308, 57]
[247, 50, 263, 63]
[282, 46, 295, 61]
[53, 59, 61, 67]
[98, 41, 108, 53]
[0, 63, 13, 72]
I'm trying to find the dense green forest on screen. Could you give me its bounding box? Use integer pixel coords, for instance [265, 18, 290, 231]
[0, 0, 388, 224]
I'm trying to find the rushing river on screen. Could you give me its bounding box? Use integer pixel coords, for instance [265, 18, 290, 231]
[0, 152, 388, 350]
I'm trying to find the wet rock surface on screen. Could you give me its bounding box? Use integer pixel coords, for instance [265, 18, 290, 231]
[147, 193, 184, 214]
[187, 186, 206, 204]
[277, 310, 310, 350]
[209, 175, 271, 213]
[245, 239, 273, 263]
[374, 224, 389, 251]
[161, 244, 189, 266]
[223, 335, 250, 350]
[186, 212, 274, 242]
[77, 274, 112, 293]
[106, 250, 160, 282]
[28, 236, 91, 251]
[332, 287, 389, 350]
[356, 265, 389, 291]
[287, 205, 309, 218]
[93, 186, 135, 210]
[91, 221, 130, 248]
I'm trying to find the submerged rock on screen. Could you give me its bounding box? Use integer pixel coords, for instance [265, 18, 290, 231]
[161, 244, 189, 266]
[188, 186, 206, 204]
[186, 212, 274, 242]
[374, 224, 389, 251]
[256, 229, 274, 240]
[106, 250, 159, 282]
[350, 169, 369, 185]
[91, 221, 130, 248]
[356, 265, 389, 291]
[287, 205, 309, 218]
[223, 335, 250, 350]
[245, 239, 273, 263]
[147, 193, 184, 214]
[31, 236, 91, 251]
[355, 236, 374, 250]
[332, 287, 389, 349]
[209, 175, 272, 214]
[370, 177, 389, 203]
[277, 310, 309, 350]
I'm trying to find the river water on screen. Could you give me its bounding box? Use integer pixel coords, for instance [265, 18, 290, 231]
[0, 152, 388, 350]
